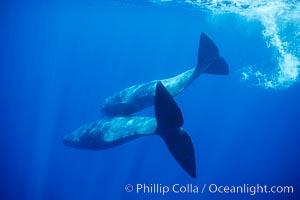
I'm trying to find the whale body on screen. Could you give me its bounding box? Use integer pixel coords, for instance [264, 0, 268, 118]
[63, 116, 157, 150]
[101, 33, 229, 117]
[63, 82, 196, 178]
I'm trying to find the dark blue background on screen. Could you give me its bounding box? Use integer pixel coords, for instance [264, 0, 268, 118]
[0, 1, 299, 199]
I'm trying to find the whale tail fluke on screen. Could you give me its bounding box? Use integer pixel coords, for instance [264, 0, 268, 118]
[196, 33, 229, 75]
[155, 82, 196, 178]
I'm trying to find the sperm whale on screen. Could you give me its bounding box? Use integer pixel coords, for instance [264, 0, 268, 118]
[101, 33, 229, 117]
[63, 82, 196, 178]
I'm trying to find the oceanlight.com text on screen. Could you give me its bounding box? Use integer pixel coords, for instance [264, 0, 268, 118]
[207, 183, 294, 196]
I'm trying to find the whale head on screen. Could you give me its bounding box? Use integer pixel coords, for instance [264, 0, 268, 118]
[63, 121, 105, 150]
[62, 133, 79, 148]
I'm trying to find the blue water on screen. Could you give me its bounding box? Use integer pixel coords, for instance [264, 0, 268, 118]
[1, 1, 300, 200]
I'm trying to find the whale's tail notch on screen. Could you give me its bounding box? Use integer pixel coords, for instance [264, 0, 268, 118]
[155, 81, 196, 178]
[196, 33, 229, 75]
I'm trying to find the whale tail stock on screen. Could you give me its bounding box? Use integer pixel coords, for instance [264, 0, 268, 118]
[196, 33, 229, 75]
[155, 81, 196, 178]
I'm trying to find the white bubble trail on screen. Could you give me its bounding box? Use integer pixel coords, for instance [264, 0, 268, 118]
[151, 0, 300, 89]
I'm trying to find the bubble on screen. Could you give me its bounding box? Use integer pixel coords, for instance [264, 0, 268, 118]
[151, 0, 300, 89]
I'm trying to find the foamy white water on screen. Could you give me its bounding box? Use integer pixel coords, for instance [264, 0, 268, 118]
[152, 0, 300, 89]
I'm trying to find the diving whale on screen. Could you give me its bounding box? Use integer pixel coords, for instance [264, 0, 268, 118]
[101, 33, 229, 117]
[63, 82, 196, 178]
